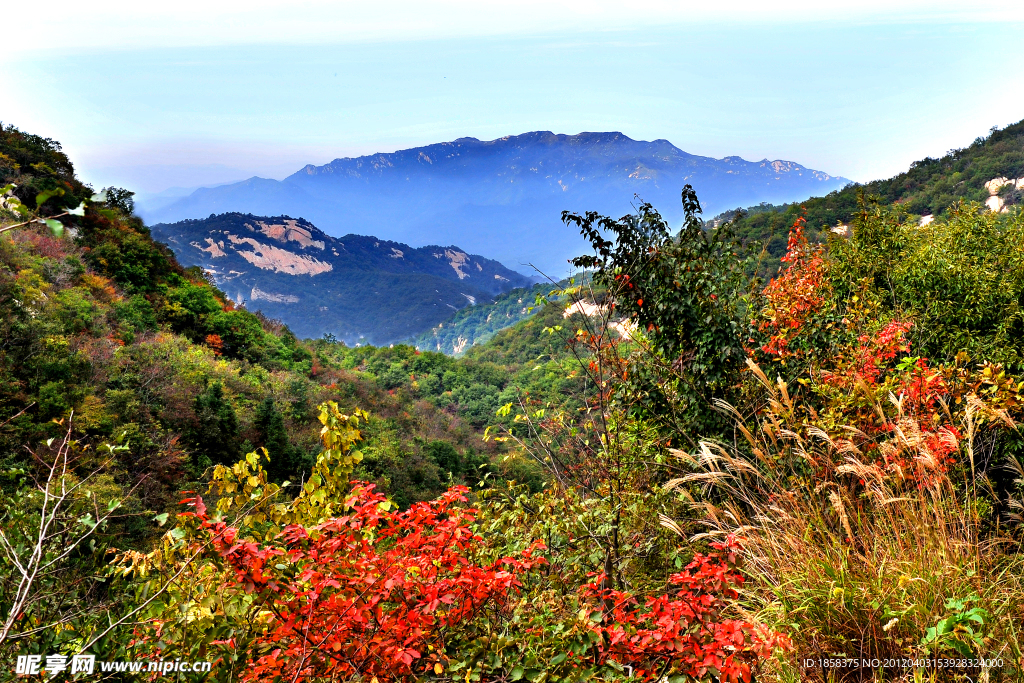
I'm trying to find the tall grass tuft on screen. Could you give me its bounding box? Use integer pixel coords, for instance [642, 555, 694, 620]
[667, 367, 1024, 682]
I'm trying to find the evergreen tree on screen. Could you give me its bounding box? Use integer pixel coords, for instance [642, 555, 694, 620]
[186, 381, 240, 471]
[425, 440, 462, 475]
[254, 397, 306, 483]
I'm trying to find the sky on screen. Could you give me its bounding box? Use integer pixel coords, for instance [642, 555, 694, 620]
[3, 1, 1023, 195]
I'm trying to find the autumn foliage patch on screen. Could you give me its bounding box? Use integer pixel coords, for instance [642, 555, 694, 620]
[179, 483, 544, 681]
[579, 536, 788, 683]
[756, 215, 829, 359]
[154, 475, 785, 683]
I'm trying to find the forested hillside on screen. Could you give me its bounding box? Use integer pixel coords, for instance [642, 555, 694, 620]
[3, 120, 1024, 683]
[0, 124, 540, 534]
[410, 281, 562, 354]
[720, 118, 1024, 275]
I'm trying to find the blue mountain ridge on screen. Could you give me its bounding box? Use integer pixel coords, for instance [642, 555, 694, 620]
[143, 131, 850, 276]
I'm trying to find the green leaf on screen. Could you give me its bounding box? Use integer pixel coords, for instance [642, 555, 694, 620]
[510, 667, 524, 681]
[153, 513, 170, 526]
[43, 218, 64, 237]
[91, 190, 108, 203]
[549, 653, 567, 666]
[35, 187, 64, 208]
[949, 639, 973, 657]
[65, 202, 86, 216]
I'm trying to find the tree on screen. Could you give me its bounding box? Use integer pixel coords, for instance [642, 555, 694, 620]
[184, 381, 240, 471]
[564, 184, 750, 444]
[0, 415, 127, 652]
[253, 397, 306, 483]
[425, 439, 462, 475]
[101, 187, 135, 217]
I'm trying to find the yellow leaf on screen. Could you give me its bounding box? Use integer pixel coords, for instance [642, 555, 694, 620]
[434, 663, 444, 674]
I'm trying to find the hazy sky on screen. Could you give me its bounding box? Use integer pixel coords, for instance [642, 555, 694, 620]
[4, 1, 1023, 194]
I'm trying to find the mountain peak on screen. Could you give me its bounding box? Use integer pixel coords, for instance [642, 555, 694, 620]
[144, 132, 850, 274]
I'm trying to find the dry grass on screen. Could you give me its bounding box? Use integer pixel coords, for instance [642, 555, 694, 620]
[665, 367, 1024, 682]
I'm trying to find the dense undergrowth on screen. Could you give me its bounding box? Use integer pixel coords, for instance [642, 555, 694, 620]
[3, 120, 1024, 682]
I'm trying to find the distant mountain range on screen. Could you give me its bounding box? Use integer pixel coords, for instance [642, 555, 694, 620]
[149, 213, 534, 345]
[141, 131, 851, 275]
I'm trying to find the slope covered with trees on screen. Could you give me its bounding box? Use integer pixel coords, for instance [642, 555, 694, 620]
[410, 281, 561, 355]
[0, 123, 526, 547]
[719, 118, 1024, 275]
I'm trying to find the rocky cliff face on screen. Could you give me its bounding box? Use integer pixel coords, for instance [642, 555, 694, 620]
[984, 177, 1024, 213]
[151, 213, 534, 344]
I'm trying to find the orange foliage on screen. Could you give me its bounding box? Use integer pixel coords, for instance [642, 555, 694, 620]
[81, 273, 119, 302]
[204, 334, 224, 356]
[756, 215, 829, 358]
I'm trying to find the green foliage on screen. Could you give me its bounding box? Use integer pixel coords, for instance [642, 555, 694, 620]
[80, 213, 182, 293]
[101, 186, 135, 216]
[566, 185, 750, 442]
[922, 595, 989, 658]
[0, 427, 129, 655]
[112, 293, 157, 341]
[828, 200, 1024, 370]
[184, 381, 241, 472]
[253, 397, 308, 482]
[721, 118, 1024, 277]
[0, 124, 81, 216]
[323, 307, 590, 436]
[426, 439, 462, 474]
[412, 281, 558, 355]
[163, 275, 222, 334]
